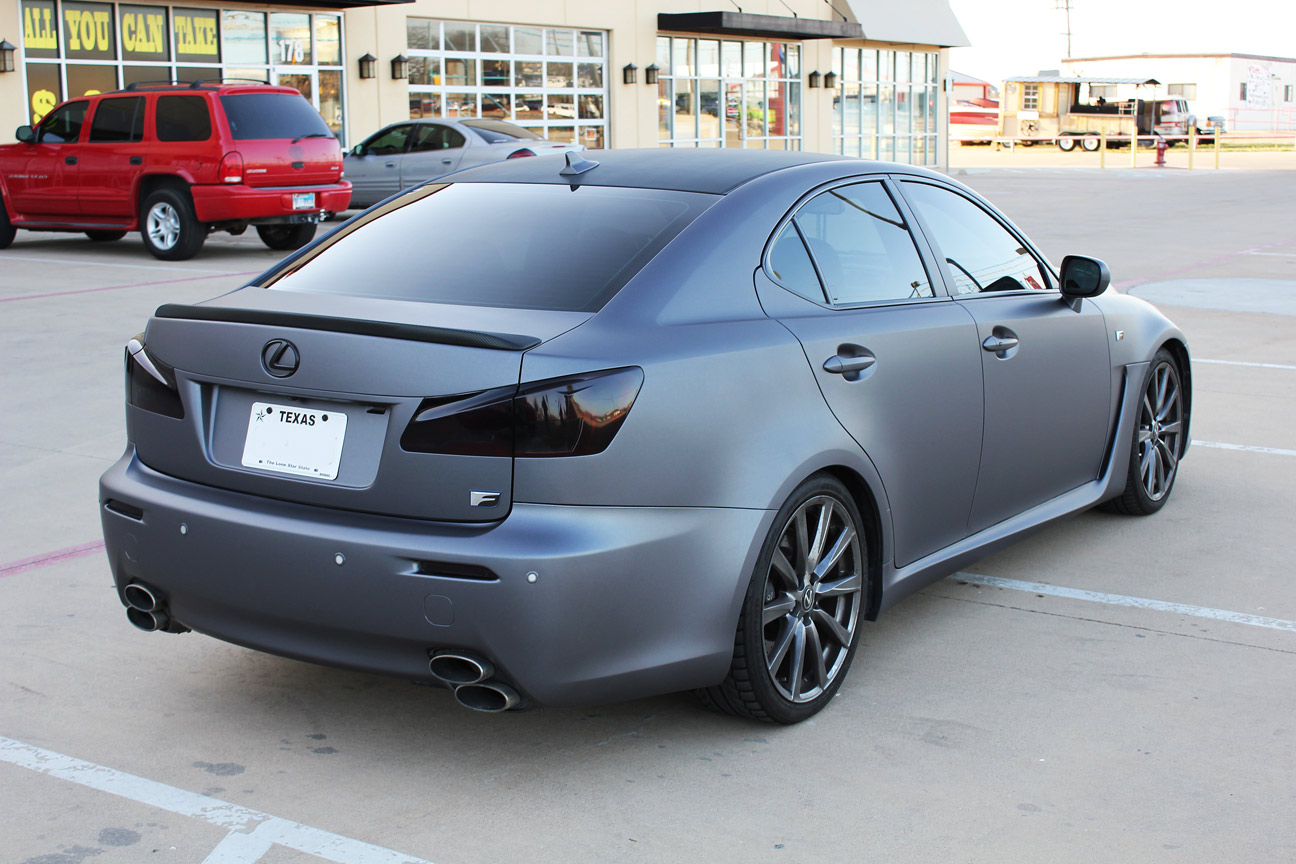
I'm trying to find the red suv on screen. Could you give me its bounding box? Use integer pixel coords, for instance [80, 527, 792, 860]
[0, 80, 351, 260]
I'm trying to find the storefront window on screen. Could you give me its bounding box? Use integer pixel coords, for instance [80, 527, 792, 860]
[269, 12, 309, 66]
[407, 19, 609, 147]
[832, 46, 938, 167]
[658, 36, 801, 150]
[223, 11, 265, 65]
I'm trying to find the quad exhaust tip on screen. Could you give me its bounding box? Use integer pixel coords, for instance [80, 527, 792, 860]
[124, 582, 160, 613]
[454, 682, 521, 713]
[126, 605, 170, 632]
[428, 652, 494, 686]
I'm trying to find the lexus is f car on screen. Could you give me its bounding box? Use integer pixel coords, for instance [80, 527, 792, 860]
[100, 149, 1190, 723]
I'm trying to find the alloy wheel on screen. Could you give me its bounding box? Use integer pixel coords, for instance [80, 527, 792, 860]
[1138, 360, 1183, 501]
[146, 202, 181, 251]
[761, 494, 862, 703]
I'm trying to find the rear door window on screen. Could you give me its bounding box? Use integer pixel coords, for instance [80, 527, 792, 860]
[89, 96, 146, 143]
[265, 183, 717, 312]
[409, 124, 465, 152]
[220, 93, 332, 140]
[156, 96, 212, 142]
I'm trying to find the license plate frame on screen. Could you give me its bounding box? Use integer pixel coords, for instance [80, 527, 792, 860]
[291, 192, 316, 210]
[241, 402, 347, 480]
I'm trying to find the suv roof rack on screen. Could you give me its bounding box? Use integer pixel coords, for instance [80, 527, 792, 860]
[122, 77, 270, 91]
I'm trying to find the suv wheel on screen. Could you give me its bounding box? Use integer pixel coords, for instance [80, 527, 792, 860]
[0, 197, 15, 250]
[256, 223, 317, 251]
[141, 188, 205, 260]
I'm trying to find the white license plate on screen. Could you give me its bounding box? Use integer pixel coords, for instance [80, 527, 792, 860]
[292, 192, 316, 210]
[241, 402, 347, 480]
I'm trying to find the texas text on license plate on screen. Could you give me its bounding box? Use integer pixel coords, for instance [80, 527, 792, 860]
[241, 402, 347, 480]
[292, 192, 316, 210]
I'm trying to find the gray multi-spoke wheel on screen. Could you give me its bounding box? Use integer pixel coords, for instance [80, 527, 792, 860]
[139, 188, 205, 261]
[1105, 348, 1188, 515]
[698, 474, 868, 723]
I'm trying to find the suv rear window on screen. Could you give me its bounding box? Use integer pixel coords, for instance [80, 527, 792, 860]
[156, 96, 212, 142]
[220, 93, 333, 140]
[265, 183, 716, 312]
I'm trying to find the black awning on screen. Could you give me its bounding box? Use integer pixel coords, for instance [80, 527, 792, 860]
[254, 0, 411, 7]
[657, 12, 862, 41]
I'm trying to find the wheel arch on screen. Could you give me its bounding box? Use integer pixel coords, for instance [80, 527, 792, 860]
[136, 175, 193, 212]
[1159, 336, 1193, 449]
[818, 464, 887, 622]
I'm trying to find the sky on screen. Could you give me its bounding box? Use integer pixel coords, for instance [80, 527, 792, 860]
[947, 0, 1296, 88]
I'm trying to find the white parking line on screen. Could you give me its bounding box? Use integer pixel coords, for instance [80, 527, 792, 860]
[0, 736, 435, 864]
[953, 573, 1296, 633]
[0, 253, 248, 274]
[1195, 359, 1296, 371]
[1192, 440, 1296, 457]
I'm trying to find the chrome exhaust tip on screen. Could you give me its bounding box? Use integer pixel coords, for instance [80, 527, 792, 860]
[428, 652, 494, 686]
[454, 682, 521, 713]
[124, 582, 160, 612]
[126, 606, 168, 632]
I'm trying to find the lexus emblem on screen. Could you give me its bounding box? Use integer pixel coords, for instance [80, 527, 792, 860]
[261, 339, 300, 378]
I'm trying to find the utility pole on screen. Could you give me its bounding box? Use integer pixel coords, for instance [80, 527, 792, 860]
[1055, 0, 1074, 58]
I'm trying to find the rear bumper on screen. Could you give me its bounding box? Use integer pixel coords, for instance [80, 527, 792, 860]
[189, 182, 352, 223]
[99, 450, 769, 707]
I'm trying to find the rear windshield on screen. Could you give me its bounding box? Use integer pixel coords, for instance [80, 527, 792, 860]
[265, 183, 716, 312]
[220, 93, 333, 140]
[462, 119, 541, 142]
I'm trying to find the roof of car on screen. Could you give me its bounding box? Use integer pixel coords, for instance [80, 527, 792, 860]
[444, 148, 853, 195]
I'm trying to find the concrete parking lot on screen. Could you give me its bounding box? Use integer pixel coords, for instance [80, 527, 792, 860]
[2, 161, 1294, 863]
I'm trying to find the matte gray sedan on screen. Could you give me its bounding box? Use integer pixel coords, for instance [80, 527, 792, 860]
[100, 149, 1191, 723]
[343, 118, 581, 209]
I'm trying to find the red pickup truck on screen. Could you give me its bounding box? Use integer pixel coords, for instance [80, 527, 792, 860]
[0, 80, 351, 259]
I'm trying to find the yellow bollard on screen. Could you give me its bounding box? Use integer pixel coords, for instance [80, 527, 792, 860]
[1132, 133, 1138, 167]
[1214, 130, 1221, 169]
[1188, 127, 1195, 171]
[1100, 131, 1106, 169]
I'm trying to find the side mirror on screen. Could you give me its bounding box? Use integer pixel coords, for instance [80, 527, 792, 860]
[1058, 255, 1110, 310]
[15, 125, 34, 144]
[349, 143, 366, 157]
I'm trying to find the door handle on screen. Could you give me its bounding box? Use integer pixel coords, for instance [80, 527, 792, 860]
[981, 329, 1020, 358]
[129, 156, 142, 165]
[384, 161, 396, 167]
[65, 155, 77, 165]
[823, 354, 876, 375]
[441, 158, 453, 164]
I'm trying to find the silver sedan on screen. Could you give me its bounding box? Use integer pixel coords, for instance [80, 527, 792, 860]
[343, 118, 582, 209]
[100, 150, 1190, 724]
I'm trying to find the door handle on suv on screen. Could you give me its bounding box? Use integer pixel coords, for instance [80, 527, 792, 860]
[129, 156, 143, 165]
[65, 156, 77, 165]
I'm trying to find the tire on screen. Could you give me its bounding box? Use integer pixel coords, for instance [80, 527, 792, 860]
[140, 188, 205, 260]
[1057, 136, 1077, 152]
[697, 474, 868, 724]
[0, 199, 15, 250]
[1081, 136, 1100, 152]
[85, 230, 127, 242]
[1103, 349, 1186, 516]
[256, 223, 317, 251]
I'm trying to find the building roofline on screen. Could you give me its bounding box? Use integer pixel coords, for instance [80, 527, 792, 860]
[1066, 52, 1296, 64]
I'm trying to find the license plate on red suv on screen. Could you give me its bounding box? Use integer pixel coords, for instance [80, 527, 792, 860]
[292, 192, 316, 210]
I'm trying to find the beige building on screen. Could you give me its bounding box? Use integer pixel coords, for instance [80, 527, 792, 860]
[1, 0, 968, 166]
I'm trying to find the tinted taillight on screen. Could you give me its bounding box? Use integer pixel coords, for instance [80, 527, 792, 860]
[219, 151, 244, 183]
[401, 368, 643, 458]
[507, 148, 536, 159]
[126, 337, 184, 419]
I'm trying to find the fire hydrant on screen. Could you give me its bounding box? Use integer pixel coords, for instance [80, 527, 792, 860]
[1155, 135, 1168, 166]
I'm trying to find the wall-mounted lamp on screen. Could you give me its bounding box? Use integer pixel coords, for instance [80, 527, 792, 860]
[391, 54, 409, 81]
[808, 70, 821, 88]
[0, 40, 16, 74]
[622, 63, 638, 85]
[645, 64, 659, 85]
[357, 53, 376, 80]
[824, 71, 837, 89]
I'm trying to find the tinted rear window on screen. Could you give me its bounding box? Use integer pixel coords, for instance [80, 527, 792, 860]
[462, 119, 541, 142]
[90, 96, 145, 143]
[220, 93, 332, 140]
[265, 183, 715, 312]
[156, 96, 211, 142]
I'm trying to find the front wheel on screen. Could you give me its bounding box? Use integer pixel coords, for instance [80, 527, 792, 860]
[1081, 136, 1100, 152]
[140, 188, 205, 260]
[1103, 349, 1186, 515]
[697, 475, 868, 724]
[1057, 136, 1077, 152]
[256, 223, 317, 251]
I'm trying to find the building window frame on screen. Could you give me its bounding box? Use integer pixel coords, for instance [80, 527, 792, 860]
[830, 46, 937, 167]
[1167, 82, 1197, 100]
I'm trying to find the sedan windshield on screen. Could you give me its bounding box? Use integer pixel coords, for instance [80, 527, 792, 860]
[264, 183, 716, 312]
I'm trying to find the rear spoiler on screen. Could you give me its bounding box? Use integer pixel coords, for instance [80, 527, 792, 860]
[153, 304, 541, 352]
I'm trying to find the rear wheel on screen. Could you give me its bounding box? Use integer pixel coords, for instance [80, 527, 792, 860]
[1081, 135, 1100, 152]
[1057, 136, 1077, 152]
[256, 223, 317, 251]
[697, 475, 867, 724]
[85, 229, 127, 242]
[1104, 349, 1186, 515]
[140, 188, 205, 260]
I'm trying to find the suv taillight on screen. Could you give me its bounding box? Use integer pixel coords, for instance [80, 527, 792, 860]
[219, 152, 244, 184]
[401, 368, 643, 458]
